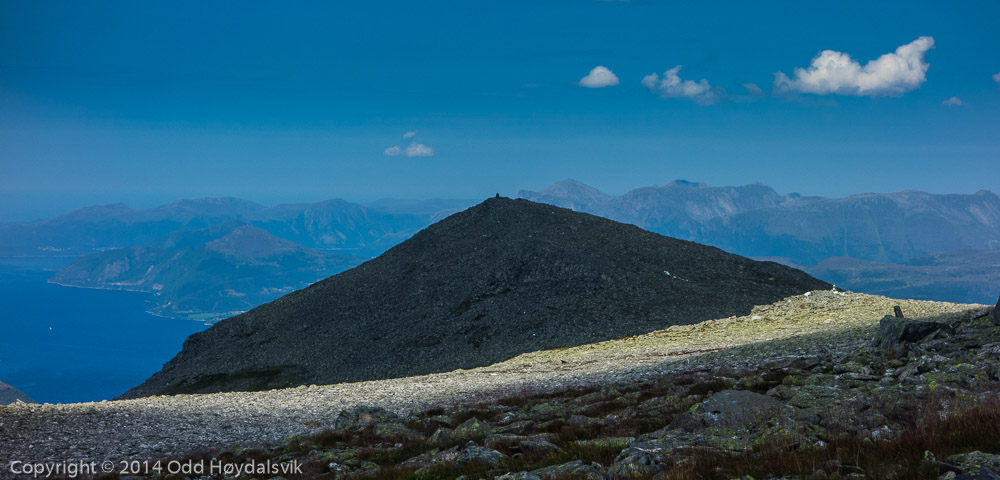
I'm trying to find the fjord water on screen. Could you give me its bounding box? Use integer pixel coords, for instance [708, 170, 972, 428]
[0, 258, 207, 404]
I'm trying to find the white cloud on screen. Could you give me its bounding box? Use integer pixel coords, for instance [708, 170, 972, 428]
[742, 83, 763, 95]
[942, 96, 963, 106]
[383, 146, 403, 156]
[994, 72, 1000, 84]
[579, 65, 620, 88]
[385, 132, 434, 157]
[641, 65, 717, 104]
[405, 142, 434, 157]
[774, 36, 934, 96]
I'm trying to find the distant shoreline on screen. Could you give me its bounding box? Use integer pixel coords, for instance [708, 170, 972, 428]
[45, 278, 222, 323]
[46, 278, 150, 294]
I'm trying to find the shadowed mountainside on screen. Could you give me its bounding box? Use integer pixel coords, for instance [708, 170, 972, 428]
[121, 197, 829, 398]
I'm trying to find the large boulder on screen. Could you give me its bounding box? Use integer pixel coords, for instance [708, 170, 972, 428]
[872, 315, 954, 350]
[531, 460, 604, 480]
[669, 390, 784, 432]
[454, 442, 505, 469]
[945, 451, 1000, 479]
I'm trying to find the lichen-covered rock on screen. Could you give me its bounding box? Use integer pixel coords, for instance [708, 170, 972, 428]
[452, 417, 492, 442]
[405, 446, 460, 470]
[333, 406, 399, 432]
[493, 420, 536, 435]
[518, 439, 561, 455]
[609, 453, 662, 479]
[873, 315, 954, 350]
[609, 442, 669, 479]
[946, 451, 1000, 476]
[497, 472, 541, 480]
[924, 363, 993, 389]
[428, 427, 454, 445]
[454, 441, 505, 469]
[531, 459, 604, 480]
[372, 421, 423, 441]
[484, 433, 530, 450]
[670, 390, 784, 432]
[527, 402, 568, 420]
[571, 436, 634, 451]
[954, 470, 1000, 480]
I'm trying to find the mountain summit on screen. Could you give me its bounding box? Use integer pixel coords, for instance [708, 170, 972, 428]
[122, 198, 829, 398]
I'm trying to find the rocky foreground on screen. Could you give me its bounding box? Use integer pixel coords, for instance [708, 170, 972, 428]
[2, 290, 999, 479]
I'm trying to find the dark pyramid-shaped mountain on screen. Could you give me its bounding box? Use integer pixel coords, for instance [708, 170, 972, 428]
[122, 198, 830, 398]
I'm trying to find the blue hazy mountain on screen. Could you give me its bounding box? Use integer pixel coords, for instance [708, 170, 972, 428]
[801, 250, 1000, 305]
[363, 198, 478, 217]
[0, 197, 469, 258]
[521, 179, 791, 239]
[519, 180, 1000, 263]
[50, 222, 366, 321]
[702, 190, 1000, 264]
[519, 180, 1000, 304]
[0, 198, 264, 257]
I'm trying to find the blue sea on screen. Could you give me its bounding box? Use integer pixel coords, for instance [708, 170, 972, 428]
[0, 258, 208, 404]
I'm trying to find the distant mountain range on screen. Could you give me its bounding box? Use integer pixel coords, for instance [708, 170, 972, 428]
[3, 180, 997, 318]
[0, 197, 476, 258]
[2, 197, 474, 320]
[520, 180, 1000, 304]
[121, 198, 829, 398]
[520, 179, 1000, 264]
[50, 221, 366, 321]
[803, 250, 1000, 305]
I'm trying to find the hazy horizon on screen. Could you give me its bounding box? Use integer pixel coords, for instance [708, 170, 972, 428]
[4, 177, 1000, 224]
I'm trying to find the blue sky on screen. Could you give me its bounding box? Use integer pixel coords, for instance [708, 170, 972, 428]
[1, 0, 998, 220]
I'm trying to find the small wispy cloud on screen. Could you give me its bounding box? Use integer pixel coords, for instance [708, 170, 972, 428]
[641, 65, 718, 104]
[405, 142, 434, 157]
[383, 146, 403, 156]
[942, 96, 964, 106]
[993, 72, 1000, 84]
[579, 65, 620, 88]
[774, 36, 934, 97]
[384, 133, 434, 157]
[742, 83, 763, 95]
